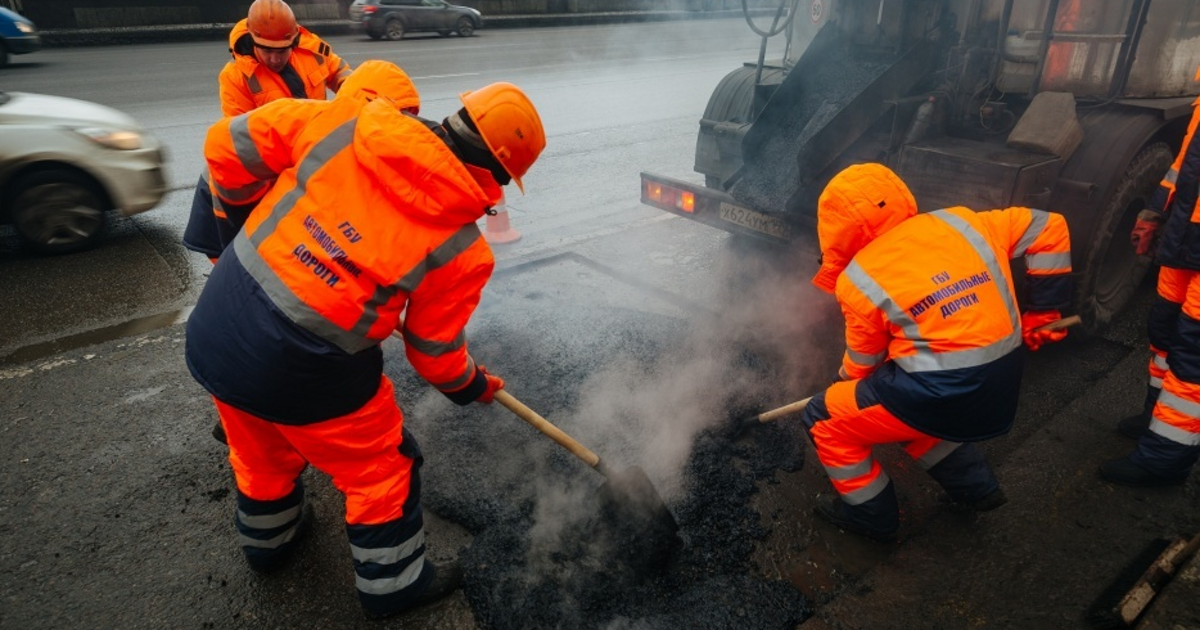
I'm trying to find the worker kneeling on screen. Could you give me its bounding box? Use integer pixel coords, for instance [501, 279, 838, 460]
[800, 163, 1073, 542]
[185, 61, 545, 617]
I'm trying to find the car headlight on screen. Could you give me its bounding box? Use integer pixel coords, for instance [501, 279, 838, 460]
[15, 22, 34, 34]
[73, 127, 145, 150]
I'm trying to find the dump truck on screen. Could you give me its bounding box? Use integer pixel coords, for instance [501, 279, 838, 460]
[641, 0, 1200, 331]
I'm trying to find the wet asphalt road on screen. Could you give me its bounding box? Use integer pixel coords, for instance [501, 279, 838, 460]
[3, 17, 1199, 630]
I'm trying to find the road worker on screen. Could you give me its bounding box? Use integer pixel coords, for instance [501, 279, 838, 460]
[184, 59, 546, 617]
[183, 0, 353, 262]
[798, 163, 1073, 542]
[1103, 69, 1200, 486]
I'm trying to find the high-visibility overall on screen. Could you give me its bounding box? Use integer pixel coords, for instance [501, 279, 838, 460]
[1132, 92, 1200, 477]
[802, 169, 1072, 532]
[186, 76, 499, 615]
[218, 19, 351, 118]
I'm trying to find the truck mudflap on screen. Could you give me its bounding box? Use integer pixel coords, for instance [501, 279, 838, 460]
[640, 172, 797, 245]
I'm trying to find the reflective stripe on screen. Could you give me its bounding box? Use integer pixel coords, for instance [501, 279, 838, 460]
[239, 522, 301, 549]
[246, 73, 262, 95]
[352, 223, 484, 337]
[1013, 209, 1049, 257]
[431, 356, 476, 391]
[916, 440, 961, 470]
[1149, 417, 1200, 446]
[840, 470, 891, 506]
[402, 327, 466, 357]
[237, 504, 301, 530]
[350, 529, 425, 566]
[230, 114, 277, 181]
[824, 458, 873, 481]
[1166, 167, 1178, 185]
[1025, 252, 1072, 271]
[1154, 355, 1169, 370]
[356, 553, 426, 596]
[838, 365, 850, 380]
[1159, 390, 1200, 419]
[846, 347, 885, 367]
[1150, 375, 1164, 388]
[212, 178, 270, 204]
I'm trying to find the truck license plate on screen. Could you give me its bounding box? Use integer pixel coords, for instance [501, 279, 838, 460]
[718, 202, 791, 240]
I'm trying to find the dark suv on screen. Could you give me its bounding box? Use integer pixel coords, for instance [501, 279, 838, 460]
[349, 0, 483, 40]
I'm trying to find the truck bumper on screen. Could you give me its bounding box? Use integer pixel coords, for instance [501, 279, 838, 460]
[639, 171, 800, 246]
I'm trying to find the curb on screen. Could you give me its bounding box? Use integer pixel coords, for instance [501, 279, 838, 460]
[39, 9, 776, 47]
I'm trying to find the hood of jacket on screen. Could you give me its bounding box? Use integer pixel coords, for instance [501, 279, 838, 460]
[352, 99, 499, 227]
[812, 163, 918, 293]
[336, 60, 420, 114]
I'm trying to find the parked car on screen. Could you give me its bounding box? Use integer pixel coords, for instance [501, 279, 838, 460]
[0, 6, 38, 67]
[0, 91, 168, 255]
[349, 0, 483, 40]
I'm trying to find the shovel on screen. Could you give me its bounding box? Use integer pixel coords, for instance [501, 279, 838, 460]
[735, 314, 1082, 434]
[494, 390, 681, 563]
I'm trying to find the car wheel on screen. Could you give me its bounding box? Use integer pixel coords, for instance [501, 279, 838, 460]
[384, 19, 404, 40]
[455, 17, 475, 37]
[9, 170, 108, 255]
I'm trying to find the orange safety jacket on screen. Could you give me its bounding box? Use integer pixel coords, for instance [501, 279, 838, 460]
[836, 206, 1072, 440]
[217, 19, 352, 118]
[186, 91, 501, 423]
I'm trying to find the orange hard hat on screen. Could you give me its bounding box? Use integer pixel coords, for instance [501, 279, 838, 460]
[338, 60, 420, 113]
[459, 82, 545, 193]
[812, 163, 917, 294]
[247, 0, 298, 48]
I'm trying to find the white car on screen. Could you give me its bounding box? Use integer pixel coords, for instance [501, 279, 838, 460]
[0, 91, 167, 254]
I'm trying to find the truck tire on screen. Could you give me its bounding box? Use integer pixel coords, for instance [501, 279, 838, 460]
[1076, 142, 1174, 331]
[696, 65, 784, 192]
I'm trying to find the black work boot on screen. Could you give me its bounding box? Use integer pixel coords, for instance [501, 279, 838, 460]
[939, 487, 1008, 514]
[212, 421, 228, 445]
[813, 498, 897, 543]
[1098, 457, 1187, 487]
[1116, 414, 1150, 440]
[366, 560, 464, 619]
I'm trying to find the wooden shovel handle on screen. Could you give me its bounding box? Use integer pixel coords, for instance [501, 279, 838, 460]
[1035, 314, 1081, 332]
[755, 396, 813, 424]
[494, 390, 602, 469]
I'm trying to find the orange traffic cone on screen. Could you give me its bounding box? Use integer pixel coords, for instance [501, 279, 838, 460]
[483, 189, 521, 244]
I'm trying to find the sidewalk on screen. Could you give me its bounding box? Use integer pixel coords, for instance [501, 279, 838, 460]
[39, 9, 772, 46]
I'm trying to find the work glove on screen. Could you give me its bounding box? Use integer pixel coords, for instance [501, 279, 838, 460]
[1130, 209, 1164, 256]
[476, 365, 505, 404]
[1021, 310, 1069, 352]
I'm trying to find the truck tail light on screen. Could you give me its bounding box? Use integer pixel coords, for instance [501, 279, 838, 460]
[643, 179, 695, 213]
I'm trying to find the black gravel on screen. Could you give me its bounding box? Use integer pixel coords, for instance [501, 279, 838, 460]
[386, 274, 811, 629]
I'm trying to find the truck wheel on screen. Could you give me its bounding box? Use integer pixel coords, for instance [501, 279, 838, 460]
[9, 169, 108, 255]
[1076, 142, 1174, 332]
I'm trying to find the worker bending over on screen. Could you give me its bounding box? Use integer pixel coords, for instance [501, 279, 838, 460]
[1106, 67, 1200, 486]
[799, 163, 1073, 542]
[185, 59, 546, 618]
[183, 0, 353, 262]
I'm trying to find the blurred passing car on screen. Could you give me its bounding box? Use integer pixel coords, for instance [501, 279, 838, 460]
[0, 91, 167, 255]
[349, 0, 483, 40]
[0, 6, 40, 67]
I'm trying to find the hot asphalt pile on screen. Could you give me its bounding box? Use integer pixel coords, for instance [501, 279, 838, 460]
[387, 260, 811, 629]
